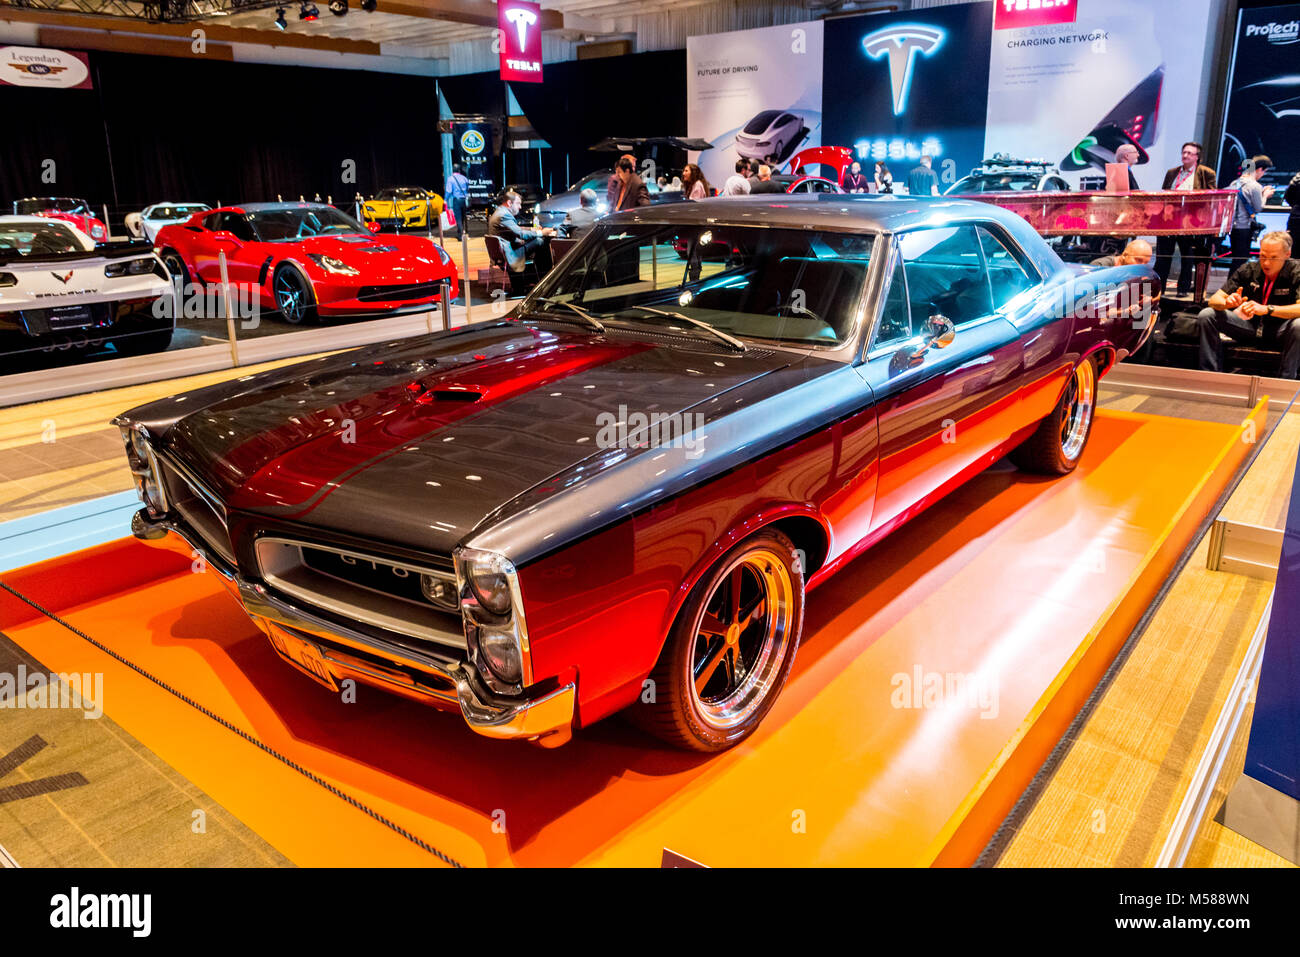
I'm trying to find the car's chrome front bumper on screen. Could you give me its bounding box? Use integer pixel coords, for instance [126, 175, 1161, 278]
[131, 510, 576, 747]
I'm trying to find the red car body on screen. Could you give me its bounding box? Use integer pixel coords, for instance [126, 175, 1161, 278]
[154, 202, 457, 321]
[13, 197, 108, 242]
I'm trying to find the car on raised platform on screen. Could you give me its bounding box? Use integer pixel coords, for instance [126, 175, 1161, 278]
[0, 215, 174, 364]
[115, 195, 1157, 751]
[153, 202, 458, 324]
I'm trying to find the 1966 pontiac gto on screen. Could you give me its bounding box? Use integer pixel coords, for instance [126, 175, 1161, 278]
[115, 196, 1156, 751]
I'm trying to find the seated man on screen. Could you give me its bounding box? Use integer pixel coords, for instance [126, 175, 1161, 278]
[562, 188, 600, 239]
[488, 188, 555, 293]
[1089, 240, 1153, 268]
[1196, 231, 1300, 378]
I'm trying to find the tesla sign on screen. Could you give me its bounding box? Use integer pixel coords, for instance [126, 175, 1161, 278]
[499, 0, 543, 83]
[993, 0, 1077, 30]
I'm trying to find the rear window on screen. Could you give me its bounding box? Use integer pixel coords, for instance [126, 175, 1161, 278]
[743, 111, 782, 134]
[0, 221, 85, 255]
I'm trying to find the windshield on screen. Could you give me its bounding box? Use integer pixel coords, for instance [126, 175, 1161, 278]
[147, 204, 208, 220]
[377, 188, 424, 201]
[247, 206, 368, 241]
[0, 221, 85, 255]
[947, 174, 1042, 194]
[15, 198, 90, 215]
[525, 222, 874, 346]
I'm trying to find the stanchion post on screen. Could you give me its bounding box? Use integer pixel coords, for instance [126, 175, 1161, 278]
[441, 279, 451, 332]
[462, 225, 472, 323]
[219, 250, 239, 366]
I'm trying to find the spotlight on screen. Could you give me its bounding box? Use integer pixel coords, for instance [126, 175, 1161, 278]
[360, 0, 376, 10]
[298, 1, 319, 20]
[273, 5, 287, 28]
[329, 0, 347, 14]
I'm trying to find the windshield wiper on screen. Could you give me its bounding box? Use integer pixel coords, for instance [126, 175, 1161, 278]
[524, 297, 607, 333]
[616, 305, 746, 352]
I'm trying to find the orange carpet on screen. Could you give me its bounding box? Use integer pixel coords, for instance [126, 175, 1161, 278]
[0, 407, 1258, 867]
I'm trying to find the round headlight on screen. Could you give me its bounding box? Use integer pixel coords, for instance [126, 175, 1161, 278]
[130, 428, 149, 463]
[142, 474, 165, 514]
[478, 629, 522, 684]
[468, 556, 513, 615]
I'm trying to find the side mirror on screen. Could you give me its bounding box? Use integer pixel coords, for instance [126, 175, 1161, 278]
[906, 314, 955, 365]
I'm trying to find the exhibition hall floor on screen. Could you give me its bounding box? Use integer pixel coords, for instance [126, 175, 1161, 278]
[0, 367, 1274, 867]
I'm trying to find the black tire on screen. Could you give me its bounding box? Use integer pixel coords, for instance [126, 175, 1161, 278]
[112, 327, 174, 357]
[160, 248, 189, 287]
[628, 528, 805, 751]
[272, 264, 317, 324]
[1010, 356, 1098, 475]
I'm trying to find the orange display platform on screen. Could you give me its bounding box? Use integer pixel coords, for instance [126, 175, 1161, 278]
[0, 406, 1262, 867]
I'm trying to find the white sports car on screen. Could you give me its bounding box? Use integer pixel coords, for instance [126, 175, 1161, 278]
[0, 216, 175, 364]
[127, 202, 212, 242]
[734, 110, 804, 162]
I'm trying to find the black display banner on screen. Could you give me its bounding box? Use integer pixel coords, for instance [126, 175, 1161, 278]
[452, 119, 497, 205]
[1218, 3, 1300, 184]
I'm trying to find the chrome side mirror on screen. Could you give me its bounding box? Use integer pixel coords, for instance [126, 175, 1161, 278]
[906, 314, 955, 365]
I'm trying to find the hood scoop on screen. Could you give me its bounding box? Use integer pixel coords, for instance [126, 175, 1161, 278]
[406, 382, 483, 404]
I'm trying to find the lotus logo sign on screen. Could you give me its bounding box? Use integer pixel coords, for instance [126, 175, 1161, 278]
[499, 0, 543, 84]
[460, 129, 486, 155]
[862, 25, 946, 116]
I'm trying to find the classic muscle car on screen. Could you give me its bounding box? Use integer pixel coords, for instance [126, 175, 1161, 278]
[153, 202, 458, 324]
[115, 195, 1156, 751]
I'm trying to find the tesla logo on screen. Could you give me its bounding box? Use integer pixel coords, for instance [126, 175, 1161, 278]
[51, 270, 73, 283]
[504, 6, 537, 49]
[862, 24, 945, 116]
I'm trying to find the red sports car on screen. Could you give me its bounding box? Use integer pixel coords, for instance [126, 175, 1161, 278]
[154, 202, 458, 324]
[13, 197, 108, 242]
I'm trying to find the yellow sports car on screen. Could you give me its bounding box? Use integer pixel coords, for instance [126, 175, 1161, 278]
[362, 186, 445, 230]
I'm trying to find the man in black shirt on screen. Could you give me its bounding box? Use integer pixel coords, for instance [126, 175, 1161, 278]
[1196, 231, 1300, 378]
[1090, 240, 1152, 269]
[749, 165, 786, 194]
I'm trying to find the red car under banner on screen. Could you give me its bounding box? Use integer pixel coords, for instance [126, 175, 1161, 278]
[498, 0, 543, 84]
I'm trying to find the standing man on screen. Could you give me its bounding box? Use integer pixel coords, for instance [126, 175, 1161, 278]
[1114, 143, 1142, 189]
[907, 155, 939, 197]
[610, 155, 651, 212]
[1196, 231, 1300, 378]
[1227, 155, 1275, 275]
[444, 163, 470, 240]
[749, 165, 785, 194]
[843, 162, 869, 193]
[607, 153, 637, 212]
[1153, 142, 1217, 297]
[723, 159, 752, 196]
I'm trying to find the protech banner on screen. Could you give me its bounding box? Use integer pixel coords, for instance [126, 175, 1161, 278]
[1219, 3, 1300, 184]
[821, 4, 993, 191]
[686, 20, 824, 188]
[0, 46, 92, 89]
[984, 0, 1212, 189]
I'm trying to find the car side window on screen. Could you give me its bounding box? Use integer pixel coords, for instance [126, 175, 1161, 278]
[976, 225, 1037, 311]
[201, 213, 221, 231]
[897, 225, 993, 328]
[217, 212, 255, 242]
[870, 256, 913, 351]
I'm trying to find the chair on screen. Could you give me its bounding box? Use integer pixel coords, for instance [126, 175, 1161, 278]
[482, 234, 516, 296]
[549, 238, 578, 267]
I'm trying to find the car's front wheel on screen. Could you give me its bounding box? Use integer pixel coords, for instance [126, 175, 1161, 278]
[1011, 356, 1098, 474]
[629, 528, 805, 751]
[272, 264, 317, 324]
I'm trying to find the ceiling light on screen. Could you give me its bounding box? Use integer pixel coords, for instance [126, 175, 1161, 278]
[299, 1, 319, 20]
[273, 5, 287, 28]
[329, 0, 347, 14]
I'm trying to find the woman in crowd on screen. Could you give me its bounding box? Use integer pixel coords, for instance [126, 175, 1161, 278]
[682, 164, 712, 200]
[874, 161, 893, 194]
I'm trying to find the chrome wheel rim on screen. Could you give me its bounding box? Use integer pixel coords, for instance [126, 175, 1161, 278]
[1060, 360, 1095, 461]
[162, 253, 185, 280]
[687, 548, 795, 730]
[274, 270, 308, 323]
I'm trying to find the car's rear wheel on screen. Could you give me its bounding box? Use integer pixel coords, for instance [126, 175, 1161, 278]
[1011, 356, 1098, 475]
[273, 264, 317, 324]
[629, 528, 805, 751]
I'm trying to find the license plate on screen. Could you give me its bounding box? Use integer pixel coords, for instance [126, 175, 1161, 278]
[47, 305, 94, 330]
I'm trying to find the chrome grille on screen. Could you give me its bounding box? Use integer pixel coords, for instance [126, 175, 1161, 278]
[254, 537, 466, 651]
[158, 456, 236, 567]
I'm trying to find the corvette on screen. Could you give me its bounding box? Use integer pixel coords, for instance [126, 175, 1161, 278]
[0, 216, 173, 362]
[116, 196, 1156, 751]
[154, 202, 458, 323]
[362, 187, 445, 231]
